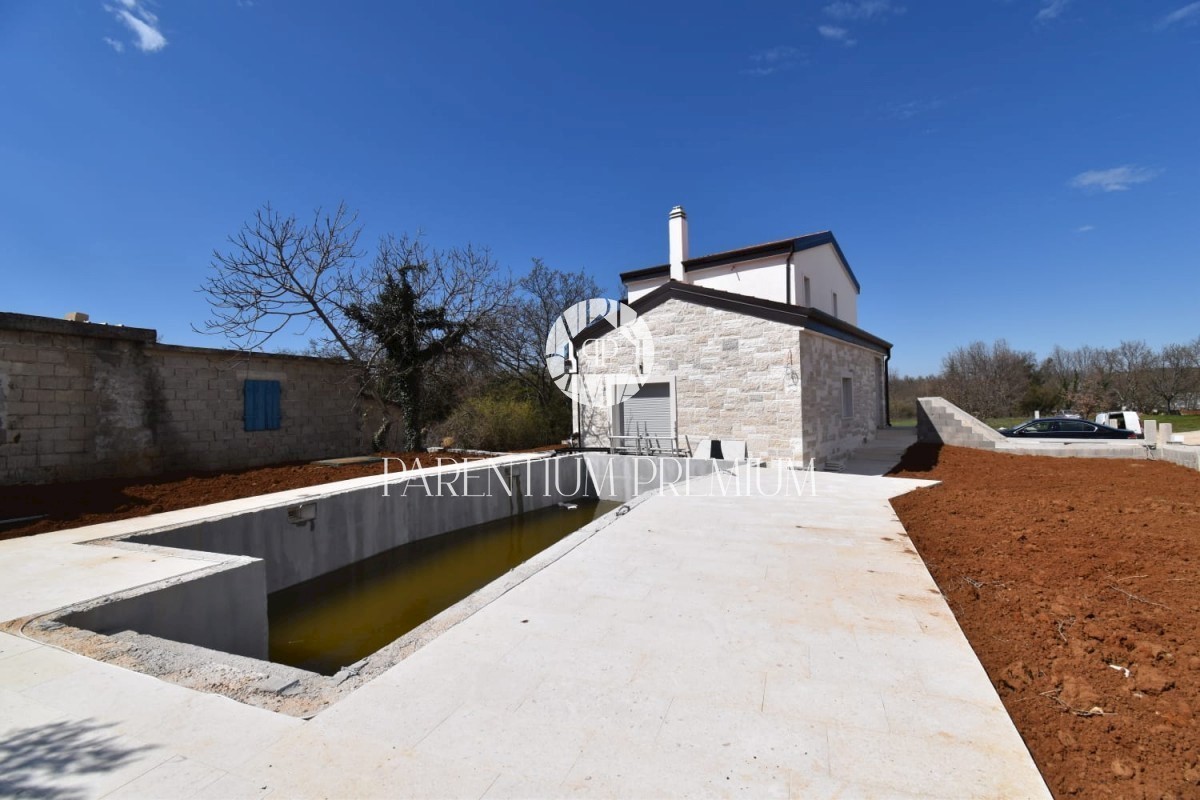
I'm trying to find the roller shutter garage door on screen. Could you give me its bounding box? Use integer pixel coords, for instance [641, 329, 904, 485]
[620, 382, 672, 438]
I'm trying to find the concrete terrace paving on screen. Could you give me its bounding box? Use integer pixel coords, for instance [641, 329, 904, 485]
[0, 459, 1051, 799]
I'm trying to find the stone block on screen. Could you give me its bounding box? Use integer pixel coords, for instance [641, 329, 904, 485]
[1158, 422, 1173, 446]
[58, 389, 87, 406]
[3, 346, 40, 363]
[36, 349, 67, 364]
[26, 362, 56, 377]
[64, 351, 90, 369]
[2, 454, 37, 471]
[53, 440, 86, 454]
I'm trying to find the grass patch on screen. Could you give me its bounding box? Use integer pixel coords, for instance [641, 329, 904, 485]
[985, 417, 1026, 430]
[1145, 414, 1200, 432]
[890, 417, 917, 428]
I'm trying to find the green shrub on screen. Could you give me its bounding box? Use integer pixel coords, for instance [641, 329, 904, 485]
[433, 395, 552, 451]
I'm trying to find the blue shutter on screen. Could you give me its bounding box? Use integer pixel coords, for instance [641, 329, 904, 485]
[263, 380, 281, 430]
[244, 380, 282, 431]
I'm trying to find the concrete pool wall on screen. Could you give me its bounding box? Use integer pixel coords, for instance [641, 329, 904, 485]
[53, 452, 737, 675]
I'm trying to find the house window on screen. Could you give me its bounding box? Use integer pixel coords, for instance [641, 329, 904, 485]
[803, 276, 811, 307]
[841, 377, 853, 418]
[832, 292, 839, 318]
[244, 380, 282, 431]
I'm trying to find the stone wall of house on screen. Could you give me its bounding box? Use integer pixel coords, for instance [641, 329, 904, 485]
[798, 331, 886, 465]
[578, 298, 806, 458]
[576, 298, 885, 464]
[0, 312, 377, 486]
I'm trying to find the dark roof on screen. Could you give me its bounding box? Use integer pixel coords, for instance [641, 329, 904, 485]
[573, 280, 890, 355]
[619, 231, 861, 293]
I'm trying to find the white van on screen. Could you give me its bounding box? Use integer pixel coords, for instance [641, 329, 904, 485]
[1095, 411, 1143, 436]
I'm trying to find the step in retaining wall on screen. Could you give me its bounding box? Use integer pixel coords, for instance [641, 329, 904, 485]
[916, 397, 1199, 469]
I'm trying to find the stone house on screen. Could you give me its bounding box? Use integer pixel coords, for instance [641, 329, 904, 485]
[574, 207, 891, 466]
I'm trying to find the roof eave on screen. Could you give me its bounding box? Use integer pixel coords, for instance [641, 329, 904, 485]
[619, 231, 862, 294]
[573, 280, 890, 353]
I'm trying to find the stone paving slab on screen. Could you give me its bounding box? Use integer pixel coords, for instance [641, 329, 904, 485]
[0, 462, 1051, 798]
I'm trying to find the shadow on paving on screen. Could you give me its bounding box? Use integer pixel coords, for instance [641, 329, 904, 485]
[0, 718, 156, 799]
[887, 442, 943, 474]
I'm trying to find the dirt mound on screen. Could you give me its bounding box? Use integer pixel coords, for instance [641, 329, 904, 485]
[0, 451, 477, 540]
[892, 445, 1200, 799]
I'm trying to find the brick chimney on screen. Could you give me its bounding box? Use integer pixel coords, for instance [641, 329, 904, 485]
[668, 205, 688, 282]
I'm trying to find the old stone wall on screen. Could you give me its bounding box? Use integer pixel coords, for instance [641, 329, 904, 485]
[578, 298, 883, 463]
[0, 313, 375, 485]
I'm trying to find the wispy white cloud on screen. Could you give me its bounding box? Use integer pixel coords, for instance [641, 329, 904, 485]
[818, 1, 901, 46]
[1075, 224, 1095, 233]
[104, 0, 167, 53]
[885, 98, 943, 120]
[1035, 0, 1071, 23]
[1069, 165, 1163, 192]
[1156, 2, 1200, 29]
[822, 0, 904, 21]
[742, 46, 803, 76]
[818, 25, 857, 46]
[103, 36, 125, 53]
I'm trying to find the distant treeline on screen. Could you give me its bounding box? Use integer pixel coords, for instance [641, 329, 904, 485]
[890, 338, 1200, 420]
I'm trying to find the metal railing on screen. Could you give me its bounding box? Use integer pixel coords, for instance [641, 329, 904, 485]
[608, 429, 692, 457]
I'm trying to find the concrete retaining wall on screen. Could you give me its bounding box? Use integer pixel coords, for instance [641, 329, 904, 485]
[128, 455, 586, 593]
[917, 396, 1200, 469]
[1161, 444, 1200, 471]
[0, 312, 378, 485]
[916, 397, 1005, 449]
[62, 557, 268, 660]
[996, 441, 1147, 459]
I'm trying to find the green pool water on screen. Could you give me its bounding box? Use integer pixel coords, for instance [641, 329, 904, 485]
[268, 499, 618, 675]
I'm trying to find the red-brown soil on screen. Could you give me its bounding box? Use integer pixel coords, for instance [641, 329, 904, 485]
[891, 444, 1200, 799]
[0, 451, 478, 541]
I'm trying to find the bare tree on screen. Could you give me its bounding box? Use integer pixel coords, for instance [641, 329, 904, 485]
[888, 373, 944, 420]
[199, 203, 364, 356]
[1104, 340, 1155, 411]
[198, 204, 511, 451]
[940, 339, 1035, 418]
[1043, 345, 1109, 415]
[1146, 343, 1200, 413]
[930, 335, 1200, 419]
[489, 259, 604, 415]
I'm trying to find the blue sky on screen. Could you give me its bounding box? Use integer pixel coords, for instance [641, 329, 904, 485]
[2, 1, 1197, 376]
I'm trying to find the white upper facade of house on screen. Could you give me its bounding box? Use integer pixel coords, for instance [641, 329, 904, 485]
[622, 206, 860, 326]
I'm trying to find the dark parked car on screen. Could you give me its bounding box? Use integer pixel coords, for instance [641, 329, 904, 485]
[999, 417, 1139, 439]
